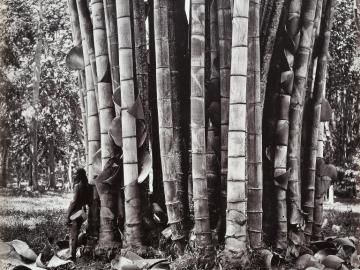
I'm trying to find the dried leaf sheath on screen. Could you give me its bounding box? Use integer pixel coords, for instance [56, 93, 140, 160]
[153, 0, 185, 243]
[190, 0, 212, 249]
[225, 0, 249, 254]
[116, 0, 142, 247]
[247, 0, 263, 249]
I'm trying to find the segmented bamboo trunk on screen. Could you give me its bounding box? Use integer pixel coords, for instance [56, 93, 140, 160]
[272, 0, 301, 250]
[168, 0, 189, 223]
[207, 0, 220, 230]
[116, 0, 142, 247]
[153, 0, 185, 245]
[225, 0, 249, 254]
[77, 0, 101, 237]
[308, 0, 337, 241]
[259, 0, 285, 102]
[190, 0, 212, 250]
[306, 0, 325, 97]
[77, 0, 99, 105]
[91, 0, 118, 248]
[217, 0, 232, 240]
[103, 0, 120, 116]
[288, 0, 318, 242]
[68, 0, 88, 170]
[247, 0, 262, 249]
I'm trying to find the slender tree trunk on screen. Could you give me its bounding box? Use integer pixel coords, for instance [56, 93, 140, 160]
[116, 0, 142, 247]
[247, 0, 263, 249]
[49, 137, 56, 189]
[224, 0, 249, 261]
[217, 0, 232, 241]
[287, 0, 318, 244]
[153, 0, 186, 250]
[0, 141, 8, 188]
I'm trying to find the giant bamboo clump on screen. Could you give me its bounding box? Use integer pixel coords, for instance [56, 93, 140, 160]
[153, 0, 185, 249]
[190, 0, 212, 250]
[224, 0, 249, 261]
[116, 0, 142, 247]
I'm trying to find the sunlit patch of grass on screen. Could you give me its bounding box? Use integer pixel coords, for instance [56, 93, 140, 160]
[0, 192, 71, 254]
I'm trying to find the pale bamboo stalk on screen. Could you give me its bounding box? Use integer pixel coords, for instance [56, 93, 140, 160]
[103, 0, 121, 116]
[91, 0, 118, 248]
[68, 0, 89, 171]
[77, 0, 101, 237]
[116, 0, 142, 247]
[77, 0, 99, 106]
[217, 0, 232, 240]
[225, 0, 249, 255]
[191, 0, 212, 250]
[153, 0, 185, 246]
[247, 0, 262, 249]
[287, 0, 318, 241]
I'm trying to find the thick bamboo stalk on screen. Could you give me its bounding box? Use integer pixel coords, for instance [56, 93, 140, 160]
[116, 0, 142, 247]
[75, 0, 101, 237]
[306, 0, 325, 98]
[103, 0, 121, 116]
[77, 0, 99, 105]
[287, 0, 318, 241]
[260, 0, 285, 104]
[191, 0, 212, 250]
[168, 0, 189, 224]
[225, 0, 249, 255]
[68, 0, 88, 169]
[91, 0, 118, 248]
[305, 0, 336, 242]
[153, 0, 186, 246]
[247, 0, 262, 249]
[272, 0, 301, 250]
[207, 0, 221, 230]
[217, 0, 232, 240]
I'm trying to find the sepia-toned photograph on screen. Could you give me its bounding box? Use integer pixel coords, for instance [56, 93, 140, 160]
[0, 0, 359, 269]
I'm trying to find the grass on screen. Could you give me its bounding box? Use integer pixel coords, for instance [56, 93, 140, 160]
[0, 188, 359, 269]
[0, 189, 71, 254]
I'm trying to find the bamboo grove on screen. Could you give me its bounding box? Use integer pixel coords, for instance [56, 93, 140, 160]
[65, 0, 339, 266]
